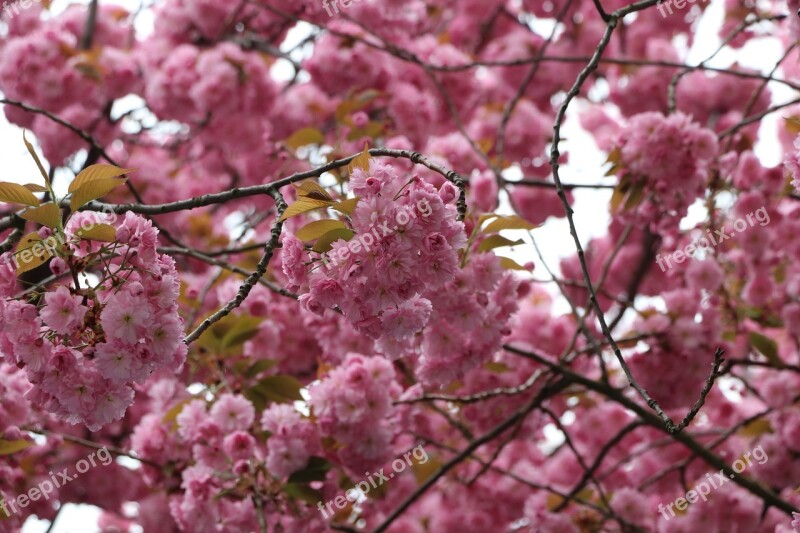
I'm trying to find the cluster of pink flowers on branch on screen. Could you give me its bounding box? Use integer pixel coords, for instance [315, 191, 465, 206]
[0, 212, 185, 430]
[291, 159, 466, 335]
[283, 158, 524, 384]
[1, 0, 800, 531]
[0, 163, 186, 430]
[607, 112, 719, 235]
[308, 353, 401, 472]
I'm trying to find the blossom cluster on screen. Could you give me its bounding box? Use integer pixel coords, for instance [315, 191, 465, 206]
[0, 213, 185, 430]
[308, 353, 401, 472]
[169, 393, 261, 532]
[0, 4, 137, 164]
[785, 137, 800, 194]
[261, 403, 320, 479]
[283, 161, 526, 384]
[611, 112, 719, 234]
[130, 383, 330, 532]
[142, 41, 277, 153]
[414, 253, 523, 384]
[285, 160, 467, 350]
[3, 0, 800, 531]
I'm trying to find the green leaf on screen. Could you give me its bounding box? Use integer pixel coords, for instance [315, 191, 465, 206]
[610, 183, 627, 213]
[738, 418, 773, 437]
[412, 454, 444, 485]
[282, 482, 322, 505]
[20, 203, 61, 229]
[288, 457, 331, 484]
[23, 130, 49, 186]
[221, 315, 263, 351]
[498, 257, 529, 271]
[0, 182, 40, 207]
[23, 183, 48, 193]
[245, 375, 304, 412]
[73, 48, 105, 82]
[278, 197, 334, 222]
[70, 177, 127, 211]
[332, 197, 360, 216]
[162, 398, 193, 431]
[335, 89, 381, 123]
[0, 439, 33, 456]
[197, 314, 262, 354]
[623, 181, 646, 210]
[75, 223, 117, 242]
[742, 306, 784, 328]
[258, 375, 304, 402]
[477, 235, 524, 252]
[243, 359, 277, 379]
[15, 232, 42, 252]
[483, 215, 536, 234]
[14, 231, 54, 275]
[484, 361, 510, 373]
[346, 121, 384, 141]
[547, 488, 594, 510]
[605, 146, 621, 165]
[785, 116, 800, 135]
[749, 332, 780, 365]
[311, 228, 354, 253]
[477, 213, 500, 225]
[68, 164, 134, 193]
[285, 127, 326, 150]
[347, 144, 372, 175]
[296, 219, 349, 242]
[609, 175, 645, 214]
[245, 388, 267, 413]
[293, 181, 334, 202]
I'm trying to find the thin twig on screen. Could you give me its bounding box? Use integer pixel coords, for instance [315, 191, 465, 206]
[80, 0, 99, 50]
[546, 0, 687, 432]
[184, 189, 287, 344]
[25, 427, 160, 468]
[593, 0, 611, 21]
[505, 344, 799, 517]
[672, 347, 725, 433]
[368, 378, 569, 533]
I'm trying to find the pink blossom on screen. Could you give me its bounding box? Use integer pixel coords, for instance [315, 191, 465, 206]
[101, 293, 153, 345]
[40, 286, 88, 335]
[222, 431, 255, 460]
[381, 296, 432, 340]
[685, 259, 724, 292]
[209, 394, 255, 433]
[95, 341, 144, 383]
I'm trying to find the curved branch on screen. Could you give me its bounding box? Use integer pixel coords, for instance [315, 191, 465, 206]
[368, 378, 569, 533]
[183, 189, 287, 344]
[506, 345, 799, 517]
[82, 148, 467, 220]
[546, 0, 689, 432]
